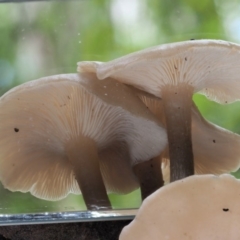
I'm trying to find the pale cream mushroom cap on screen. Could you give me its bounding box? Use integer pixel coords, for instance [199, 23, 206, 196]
[77, 72, 167, 164]
[78, 39, 240, 104]
[0, 73, 166, 200]
[191, 104, 240, 174]
[78, 40, 240, 182]
[138, 93, 240, 182]
[120, 174, 240, 240]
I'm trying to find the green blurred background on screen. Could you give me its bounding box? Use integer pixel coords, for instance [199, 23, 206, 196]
[0, 0, 240, 214]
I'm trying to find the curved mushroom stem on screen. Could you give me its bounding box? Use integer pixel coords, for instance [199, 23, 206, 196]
[66, 136, 112, 210]
[133, 156, 164, 200]
[162, 83, 194, 182]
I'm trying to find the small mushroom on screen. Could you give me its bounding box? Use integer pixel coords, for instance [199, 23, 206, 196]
[78, 39, 240, 181]
[138, 92, 240, 182]
[0, 73, 167, 210]
[119, 174, 240, 240]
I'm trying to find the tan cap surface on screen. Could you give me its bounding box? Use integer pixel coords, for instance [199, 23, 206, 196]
[120, 174, 240, 240]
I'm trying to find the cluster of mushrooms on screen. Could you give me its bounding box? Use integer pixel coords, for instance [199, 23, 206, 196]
[1, 39, 240, 213]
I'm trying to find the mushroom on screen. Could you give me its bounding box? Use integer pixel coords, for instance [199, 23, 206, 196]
[119, 174, 240, 240]
[0, 73, 167, 210]
[77, 39, 240, 181]
[138, 92, 240, 183]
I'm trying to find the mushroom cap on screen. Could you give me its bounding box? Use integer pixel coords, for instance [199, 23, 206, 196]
[120, 174, 240, 240]
[190, 103, 240, 174]
[0, 73, 166, 200]
[75, 72, 167, 165]
[78, 39, 240, 104]
[138, 93, 240, 181]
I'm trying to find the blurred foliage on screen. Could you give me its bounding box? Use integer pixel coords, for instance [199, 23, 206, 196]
[0, 0, 240, 215]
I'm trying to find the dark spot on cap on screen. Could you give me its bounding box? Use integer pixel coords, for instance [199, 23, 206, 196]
[223, 208, 229, 212]
[190, 38, 195, 40]
[213, 139, 216, 143]
[185, 57, 187, 61]
[68, 96, 71, 100]
[14, 128, 19, 133]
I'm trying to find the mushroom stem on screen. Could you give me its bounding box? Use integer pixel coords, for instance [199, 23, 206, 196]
[66, 136, 112, 210]
[161, 83, 194, 182]
[133, 156, 164, 200]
